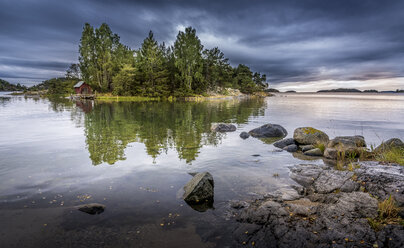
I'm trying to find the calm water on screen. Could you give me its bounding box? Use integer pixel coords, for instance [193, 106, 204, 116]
[0, 92, 403, 247]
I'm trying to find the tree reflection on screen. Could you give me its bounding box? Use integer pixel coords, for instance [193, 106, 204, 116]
[76, 98, 266, 165]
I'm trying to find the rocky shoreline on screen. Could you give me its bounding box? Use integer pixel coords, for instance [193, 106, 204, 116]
[206, 123, 404, 247]
[228, 162, 404, 248]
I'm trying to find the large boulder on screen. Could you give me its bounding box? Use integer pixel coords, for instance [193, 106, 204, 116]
[211, 123, 236, 132]
[374, 138, 404, 153]
[273, 138, 295, 149]
[248, 124, 288, 138]
[293, 127, 329, 146]
[183, 172, 214, 204]
[324, 135, 367, 159]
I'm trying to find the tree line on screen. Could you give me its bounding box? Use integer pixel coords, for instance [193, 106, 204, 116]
[78, 23, 268, 96]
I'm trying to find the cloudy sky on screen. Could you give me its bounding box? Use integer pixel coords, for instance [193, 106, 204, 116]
[1, 0, 403, 91]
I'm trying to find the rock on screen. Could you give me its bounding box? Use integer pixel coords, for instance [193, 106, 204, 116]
[239, 131, 250, 139]
[374, 138, 404, 153]
[324, 148, 338, 159]
[314, 170, 359, 193]
[289, 164, 359, 194]
[76, 203, 105, 215]
[300, 145, 315, 152]
[248, 124, 288, 138]
[273, 138, 295, 149]
[355, 162, 404, 216]
[303, 148, 323, 156]
[230, 200, 250, 209]
[325, 135, 367, 159]
[211, 123, 236, 132]
[293, 127, 329, 146]
[183, 172, 214, 204]
[283, 144, 298, 152]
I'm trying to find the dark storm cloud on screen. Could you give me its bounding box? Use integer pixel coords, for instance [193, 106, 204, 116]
[1, 0, 404, 89]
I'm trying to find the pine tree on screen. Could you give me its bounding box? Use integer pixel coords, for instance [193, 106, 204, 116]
[136, 31, 169, 97]
[173, 27, 204, 95]
[79, 23, 96, 87]
[203, 47, 232, 91]
[79, 23, 132, 93]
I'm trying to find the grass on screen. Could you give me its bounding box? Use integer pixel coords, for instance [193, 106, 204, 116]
[367, 195, 403, 231]
[95, 93, 253, 102]
[96, 95, 162, 102]
[375, 148, 404, 166]
[314, 143, 325, 153]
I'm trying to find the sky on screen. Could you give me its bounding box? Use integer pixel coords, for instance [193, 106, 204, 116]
[0, 0, 404, 91]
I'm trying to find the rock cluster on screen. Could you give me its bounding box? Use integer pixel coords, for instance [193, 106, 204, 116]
[272, 127, 329, 156]
[270, 126, 403, 161]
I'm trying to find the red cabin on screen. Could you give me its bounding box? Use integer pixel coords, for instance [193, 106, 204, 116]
[74, 81, 92, 95]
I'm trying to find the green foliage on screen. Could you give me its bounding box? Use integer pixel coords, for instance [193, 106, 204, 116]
[233, 64, 259, 94]
[78, 23, 268, 97]
[202, 47, 233, 90]
[135, 31, 170, 96]
[376, 148, 404, 166]
[173, 27, 204, 95]
[79, 23, 133, 93]
[315, 143, 326, 153]
[0, 79, 27, 91]
[29, 77, 78, 95]
[65, 63, 81, 79]
[368, 195, 402, 231]
[112, 65, 137, 96]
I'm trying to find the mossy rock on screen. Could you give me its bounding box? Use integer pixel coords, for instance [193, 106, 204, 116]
[293, 127, 329, 146]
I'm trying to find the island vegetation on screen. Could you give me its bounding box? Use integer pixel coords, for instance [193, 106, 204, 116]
[0, 79, 27, 91]
[77, 23, 267, 97]
[317, 88, 362, 93]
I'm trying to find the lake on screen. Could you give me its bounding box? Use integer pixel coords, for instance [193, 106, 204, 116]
[1, 92, 403, 247]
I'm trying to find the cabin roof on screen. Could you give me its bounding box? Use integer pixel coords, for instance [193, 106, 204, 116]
[74, 81, 85, 88]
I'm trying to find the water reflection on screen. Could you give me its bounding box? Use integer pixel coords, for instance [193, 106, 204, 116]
[0, 97, 10, 107]
[69, 98, 266, 165]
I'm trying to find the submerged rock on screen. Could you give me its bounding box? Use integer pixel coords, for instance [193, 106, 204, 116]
[303, 148, 323, 156]
[293, 127, 329, 146]
[283, 144, 298, 152]
[183, 172, 214, 204]
[248, 124, 288, 138]
[239, 131, 250, 139]
[273, 138, 295, 149]
[324, 135, 367, 159]
[76, 203, 105, 215]
[211, 123, 236, 132]
[374, 138, 404, 153]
